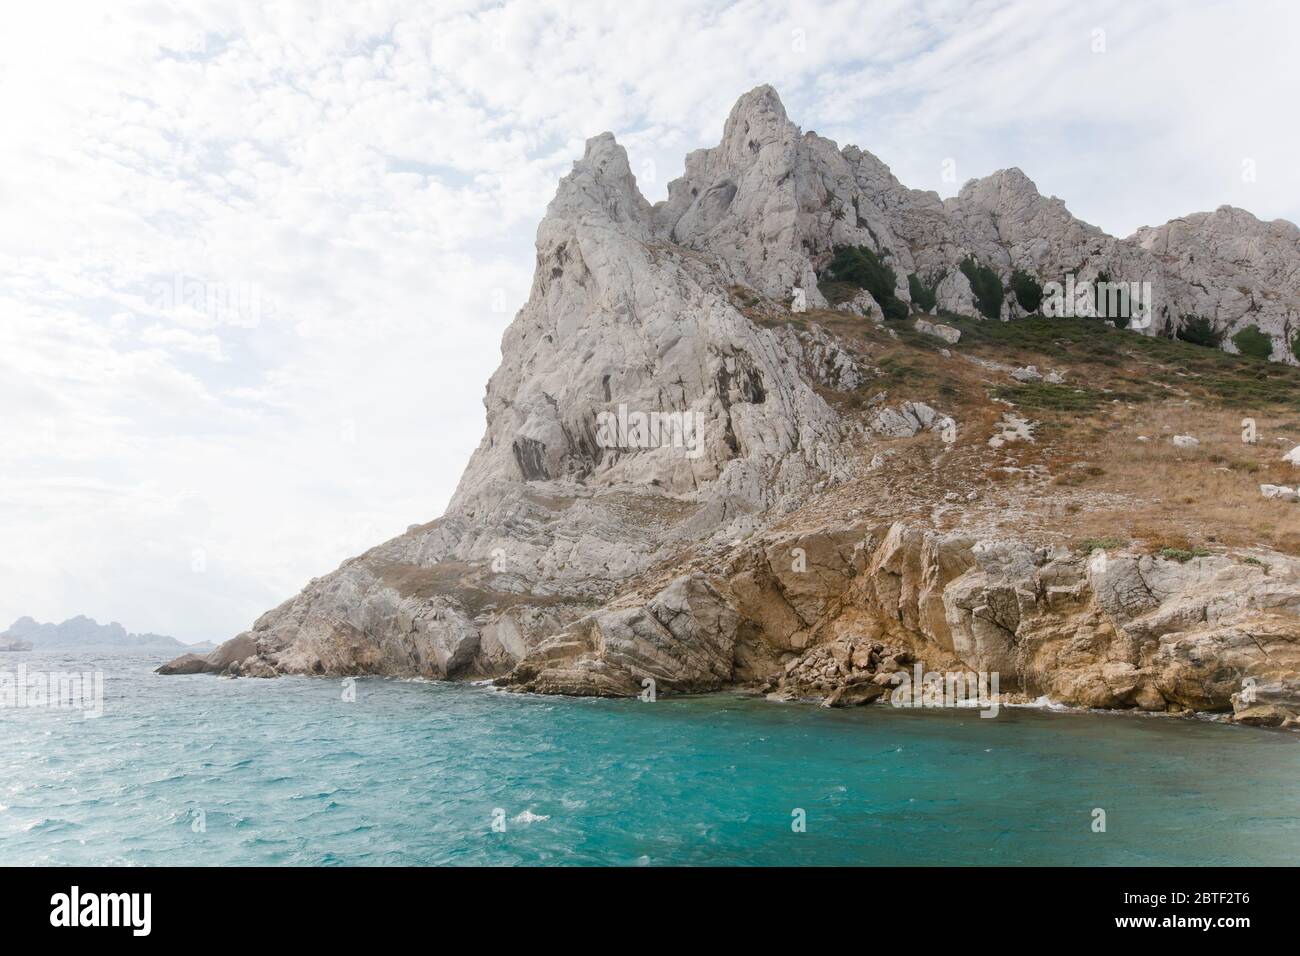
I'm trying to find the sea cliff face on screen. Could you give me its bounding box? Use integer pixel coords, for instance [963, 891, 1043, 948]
[161, 86, 1300, 728]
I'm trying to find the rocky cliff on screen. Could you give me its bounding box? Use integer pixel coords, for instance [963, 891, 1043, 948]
[162, 86, 1300, 728]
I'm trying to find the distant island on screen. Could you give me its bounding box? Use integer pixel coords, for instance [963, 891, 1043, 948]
[2, 616, 214, 654]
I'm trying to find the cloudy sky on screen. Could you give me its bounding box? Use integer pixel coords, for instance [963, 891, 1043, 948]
[3, 0, 1297, 643]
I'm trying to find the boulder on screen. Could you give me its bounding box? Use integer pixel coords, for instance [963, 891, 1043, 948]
[822, 683, 888, 708]
[1261, 484, 1299, 502]
[1233, 704, 1295, 727]
[913, 318, 961, 344]
[155, 653, 212, 675]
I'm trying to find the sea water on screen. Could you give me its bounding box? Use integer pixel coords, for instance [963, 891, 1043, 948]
[2, 651, 1297, 866]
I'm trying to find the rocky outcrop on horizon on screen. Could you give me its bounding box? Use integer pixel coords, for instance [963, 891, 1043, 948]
[8, 615, 212, 653]
[161, 86, 1300, 729]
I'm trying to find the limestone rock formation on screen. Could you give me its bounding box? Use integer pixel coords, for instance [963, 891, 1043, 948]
[163, 86, 1300, 728]
[1132, 208, 1300, 361]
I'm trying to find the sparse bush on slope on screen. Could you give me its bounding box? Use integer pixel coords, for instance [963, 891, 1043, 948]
[1094, 271, 1132, 329]
[823, 245, 908, 321]
[1010, 269, 1042, 313]
[908, 272, 938, 313]
[1232, 325, 1274, 360]
[1176, 315, 1222, 348]
[959, 256, 1003, 319]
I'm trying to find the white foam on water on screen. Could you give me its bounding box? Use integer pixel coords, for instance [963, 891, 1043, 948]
[1008, 694, 1071, 711]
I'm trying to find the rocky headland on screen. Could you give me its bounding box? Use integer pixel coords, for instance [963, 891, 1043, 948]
[9, 616, 213, 654]
[161, 86, 1300, 729]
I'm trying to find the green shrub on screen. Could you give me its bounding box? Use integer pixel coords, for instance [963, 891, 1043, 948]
[1077, 536, 1127, 553]
[908, 273, 938, 313]
[1159, 546, 1211, 563]
[881, 296, 909, 322]
[1232, 325, 1274, 360]
[1093, 271, 1133, 328]
[1010, 270, 1043, 313]
[940, 312, 1300, 410]
[1176, 315, 1222, 348]
[993, 381, 1102, 411]
[824, 245, 908, 321]
[959, 256, 1003, 319]
[1292, 331, 1300, 362]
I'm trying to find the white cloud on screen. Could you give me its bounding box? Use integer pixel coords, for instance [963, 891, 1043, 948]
[1, 0, 1296, 641]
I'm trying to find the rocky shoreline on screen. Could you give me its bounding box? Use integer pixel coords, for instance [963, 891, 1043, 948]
[160, 519, 1300, 730]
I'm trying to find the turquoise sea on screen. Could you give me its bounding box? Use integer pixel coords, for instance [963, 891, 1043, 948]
[2, 651, 1298, 866]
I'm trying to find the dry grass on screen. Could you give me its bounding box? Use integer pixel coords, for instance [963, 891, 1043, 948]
[755, 306, 1300, 557]
[1058, 405, 1300, 555]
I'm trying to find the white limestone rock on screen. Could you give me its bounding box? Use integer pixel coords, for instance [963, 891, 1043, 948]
[1132, 207, 1300, 364]
[870, 401, 950, 438]
[771, 322, 868, 391]
[1261, 484, 1299, 502]
[913, 318, 961, 343]
[988, 413, 1035, 448]
[934, 269, 977, 316]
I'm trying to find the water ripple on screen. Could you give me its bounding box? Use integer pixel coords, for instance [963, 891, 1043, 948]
[1, 652, 1297, 865]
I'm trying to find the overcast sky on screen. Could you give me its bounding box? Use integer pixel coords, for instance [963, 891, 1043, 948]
[3, 0, 1297, 643]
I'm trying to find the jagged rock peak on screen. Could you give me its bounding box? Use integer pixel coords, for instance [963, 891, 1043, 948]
[719, 83, 794, 155]
[548, 132, 653, 233]
[957, 166, 1046, 203]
